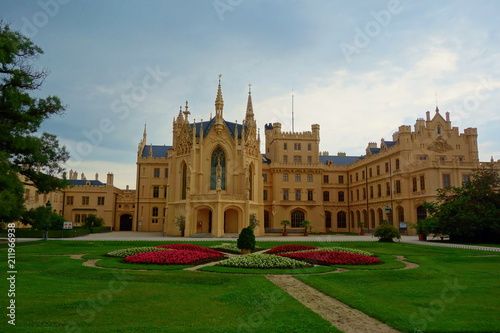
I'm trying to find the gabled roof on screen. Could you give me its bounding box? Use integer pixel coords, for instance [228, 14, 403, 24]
[141, 145, 172, 158]
[68, 179, 105, 186]
[191, 119, 245, 139]
[319, 155, 360, 166]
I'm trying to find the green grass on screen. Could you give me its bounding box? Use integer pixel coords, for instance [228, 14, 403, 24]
[1, 240, 499, 332]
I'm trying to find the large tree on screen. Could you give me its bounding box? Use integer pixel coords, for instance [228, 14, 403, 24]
[424, 164, 500, 243]
[0, 22, 69, 222]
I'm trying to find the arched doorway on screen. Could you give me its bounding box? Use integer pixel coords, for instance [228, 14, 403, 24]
[120, 214, 133, 231]
[196, 208, 212, 234]
[224, 209, 239, 233]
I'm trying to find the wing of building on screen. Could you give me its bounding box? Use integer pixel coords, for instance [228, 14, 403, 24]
[19, 79, 498, 236]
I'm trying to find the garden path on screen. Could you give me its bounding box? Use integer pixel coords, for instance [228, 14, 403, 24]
[266, 274, 400, 333]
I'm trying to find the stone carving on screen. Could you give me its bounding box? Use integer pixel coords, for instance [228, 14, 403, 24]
[427, 136, 453, 153]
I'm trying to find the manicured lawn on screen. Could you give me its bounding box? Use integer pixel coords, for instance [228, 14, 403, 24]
[1, 240, 499, 332]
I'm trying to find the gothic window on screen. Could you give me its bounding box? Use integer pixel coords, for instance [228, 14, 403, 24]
[249, 165, 253, 200]
[291, 210, 305, 228]
[182, 164, 187, 199]
[337, 211, 347, 228]
[325, 211, 332, 228]
[210, 147, 226, 190]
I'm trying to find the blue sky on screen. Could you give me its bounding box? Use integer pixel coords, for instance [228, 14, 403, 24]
[2, 0, 499, 188]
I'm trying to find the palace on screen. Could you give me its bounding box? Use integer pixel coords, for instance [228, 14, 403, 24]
[21, 79, 498, 237]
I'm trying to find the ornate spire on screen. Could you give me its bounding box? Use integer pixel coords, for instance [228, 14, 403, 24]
[245, 83, 254, 120]
[183, 100, 190, 120]
[215, 74, 224, 118]
[143, 123, 147, 142]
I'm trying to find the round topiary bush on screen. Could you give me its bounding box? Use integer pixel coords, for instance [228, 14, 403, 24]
[373, 223, 401, 242]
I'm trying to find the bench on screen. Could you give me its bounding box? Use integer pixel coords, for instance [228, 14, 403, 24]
[265, 228, 304, 234]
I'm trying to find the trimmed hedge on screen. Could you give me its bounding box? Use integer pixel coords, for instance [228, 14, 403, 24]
[90, 226, 112, 233]
[0, 226, 111, 238]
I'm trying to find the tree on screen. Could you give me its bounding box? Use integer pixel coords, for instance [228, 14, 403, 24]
[0, 22, 69, 221]
[373, 222, 401, 242]
[237, 227, 256, 251]
[175, 215, 186, 236]
[424, 164, 500, 243]
[248, 213, 259, 230]
[84, 215, 104, 231]
[21, 206, 65, 230]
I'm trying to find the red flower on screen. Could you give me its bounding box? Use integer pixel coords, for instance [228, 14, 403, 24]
[124, 249, 224, 265]
[264, 244, 318, 254]
[276, 251, 381, 266]
[155, 243, 223, 255]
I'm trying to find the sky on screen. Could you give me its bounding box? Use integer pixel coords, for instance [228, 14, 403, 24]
[2, 0, 499, 189]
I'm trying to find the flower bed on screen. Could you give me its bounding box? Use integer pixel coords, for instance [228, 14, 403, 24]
[106, 247, 170, 258]
[289, 247, 374, 257]
[218, 253, 312, 269]
[124, 249, 225, 265]
[264, 244, 318, 254]
[277, 251, 381, 266]
[155, 243, 223, 255]
[210, 243, 241, 254]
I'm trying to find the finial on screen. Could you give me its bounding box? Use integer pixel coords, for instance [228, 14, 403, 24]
[215, 75, 224, 116]
[435, 90, 439, 113]
[248, 83, 252, 94]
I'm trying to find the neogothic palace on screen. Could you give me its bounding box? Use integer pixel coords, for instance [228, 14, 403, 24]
[132, 78, 483, 237]
[29, 79, 494, 236]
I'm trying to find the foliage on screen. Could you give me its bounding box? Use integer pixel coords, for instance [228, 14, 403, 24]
[106, 247, 170, 258]
[277, 251, 381, 266]
[0, 152, 25, 222]
[373, 223, 401, 242]
[218, 253, 312, 269]
[264, 244, 318, 254]
[124, 249, 224, 265]
[248, 213, 259, 230]
[424, 164, 500, 243]
[237, 226, 256, 250]
[155, 243, 223, 254]
[20, 206, 65, 230]
[83, 214, 104, 231]
[410, 217, 438, 235]
[0, 22, 69, 221]
[174, 215, 186, 235]
[280, 219, 290, 232]
[301, 220, 311, 232]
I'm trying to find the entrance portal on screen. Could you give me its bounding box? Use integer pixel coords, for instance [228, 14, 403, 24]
[120, 214, 133, 231]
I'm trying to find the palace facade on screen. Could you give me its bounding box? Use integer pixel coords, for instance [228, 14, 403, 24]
[20, 79, 497, 237]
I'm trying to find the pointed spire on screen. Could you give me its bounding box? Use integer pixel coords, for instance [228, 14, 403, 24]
[143, 123, 147, 142]
[246, 83, 254, 119]
[215, 74, 224, 118]
[183, 100, 190, 120]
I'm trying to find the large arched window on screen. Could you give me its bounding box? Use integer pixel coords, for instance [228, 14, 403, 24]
[248, 164, 253, 200]
[291, 210, 305, 228]
[181, 163, 187, 200]
[325, 211, 332, 228]
[416, 205, 427, 221]
[337, 211, 346, 228]
[397, 206, 405, 222]
[210, 147, 226, 190]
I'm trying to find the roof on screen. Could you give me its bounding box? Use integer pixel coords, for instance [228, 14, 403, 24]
[191, 118, 245, 138]
[141, 145, 172, 158]
[319, 155, 360, 166]
[384, 141, 397, 148]
[261, 154, 271, 164]
[68, 180, 106, 186]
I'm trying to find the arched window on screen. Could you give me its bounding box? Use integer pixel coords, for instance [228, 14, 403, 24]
[291, 210, 305, 228]
[264, 210, 270, 228]
[248, 164, 253, 200]
[210, 147, 226, 190]
[181, 163, 187, 200]
[397, 206, 405, 222]
[378, 208, 384, 223]
[417, 205, 427, 221]
[325, 211, 332, 228]
[437, 126, 441, 135]
[337, 211, 346, 228]
[370, 209, 375, 228]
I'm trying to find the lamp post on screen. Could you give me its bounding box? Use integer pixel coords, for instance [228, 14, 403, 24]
[385, 205, 391, 225]
[44, 200, 52, 240]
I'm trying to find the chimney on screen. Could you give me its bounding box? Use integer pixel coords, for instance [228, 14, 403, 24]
[107, 172, 114, 186]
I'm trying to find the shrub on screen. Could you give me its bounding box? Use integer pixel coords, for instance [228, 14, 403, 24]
[175, 216, 185, 236]
[237, 227, 256, 250]
[155, 243, 222, 254]
[218, 253, 312, 269]
[107, 247, 170, 258]
[124, 250, 224, 265]
[373, 223, 401, 242]
[84, 215, 104, 232]
[277, 251, 381, 266]
[264, 244, 318, 254]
